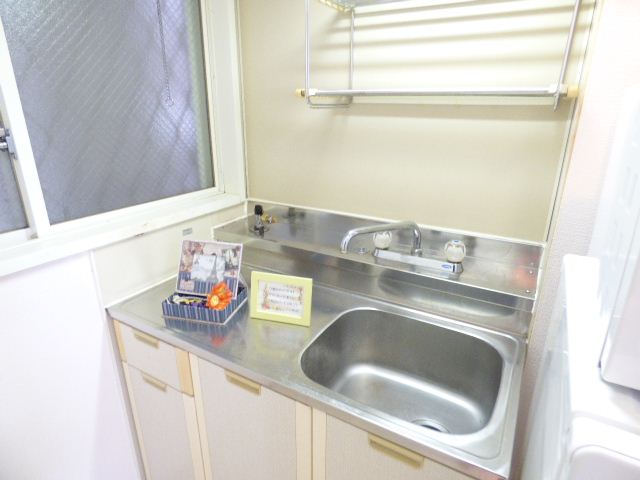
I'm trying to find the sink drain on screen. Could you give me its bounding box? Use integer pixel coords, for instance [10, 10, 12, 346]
[411, 418, 449, 433]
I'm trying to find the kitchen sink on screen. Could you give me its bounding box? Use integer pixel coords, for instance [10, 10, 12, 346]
[300, 309, 503, 435]
[113, 255, 525, 479]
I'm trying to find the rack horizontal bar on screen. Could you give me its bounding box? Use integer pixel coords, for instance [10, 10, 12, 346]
[305, 85, 575, 98]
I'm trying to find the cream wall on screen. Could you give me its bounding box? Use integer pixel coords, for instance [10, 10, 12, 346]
[238, 0, 593, 241]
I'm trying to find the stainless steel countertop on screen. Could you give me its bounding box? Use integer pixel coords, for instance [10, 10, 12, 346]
[108, 265, 525, 480]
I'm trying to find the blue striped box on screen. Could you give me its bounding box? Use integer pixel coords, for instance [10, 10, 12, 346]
[161, 284, 248, 326]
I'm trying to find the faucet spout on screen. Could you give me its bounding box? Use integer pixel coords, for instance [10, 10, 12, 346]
[340, 221, 422, 255]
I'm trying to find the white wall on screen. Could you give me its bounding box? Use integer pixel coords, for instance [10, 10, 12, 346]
[239, 0, 593, 241]
[0, 204, 244, 480]
[514, 0, 640, 477]
[0, 253, 139, 480]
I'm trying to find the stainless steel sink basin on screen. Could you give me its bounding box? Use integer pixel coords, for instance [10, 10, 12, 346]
[301, 309, 503, 435]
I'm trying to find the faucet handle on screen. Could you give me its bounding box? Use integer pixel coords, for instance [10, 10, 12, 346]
[444, 240, 466, 263]
[373, 231, 393, 250]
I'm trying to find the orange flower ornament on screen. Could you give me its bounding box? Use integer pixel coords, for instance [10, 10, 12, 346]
[207, 282, 233, 310]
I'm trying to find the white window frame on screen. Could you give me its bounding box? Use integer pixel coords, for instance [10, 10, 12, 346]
[0, 0, 247, 276]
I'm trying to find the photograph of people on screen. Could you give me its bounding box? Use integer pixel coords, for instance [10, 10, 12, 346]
[178, 240, 243, 296]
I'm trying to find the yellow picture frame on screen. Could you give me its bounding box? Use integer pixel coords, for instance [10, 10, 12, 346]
[250, 271, 313, 327]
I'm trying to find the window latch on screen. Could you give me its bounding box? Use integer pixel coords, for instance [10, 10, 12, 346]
[0, 125, 16, 155]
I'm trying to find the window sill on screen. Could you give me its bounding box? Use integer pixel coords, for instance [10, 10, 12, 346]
[0, 192, 245, 278]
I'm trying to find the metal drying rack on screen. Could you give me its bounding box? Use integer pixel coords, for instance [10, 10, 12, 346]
[299, 0, 583, 109]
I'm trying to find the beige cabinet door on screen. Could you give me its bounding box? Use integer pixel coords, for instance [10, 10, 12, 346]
[316, 412, 474, 480]
[125, 364, 204, 480]
[195, 359, 310, 480]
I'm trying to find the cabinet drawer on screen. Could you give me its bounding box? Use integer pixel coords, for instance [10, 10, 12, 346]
[114, 320, 192, 394]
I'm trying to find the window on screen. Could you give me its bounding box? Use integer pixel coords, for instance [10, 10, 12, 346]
[0, 0, 215, 225]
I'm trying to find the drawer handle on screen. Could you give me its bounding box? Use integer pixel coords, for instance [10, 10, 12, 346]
[133, 331, 159, 348]
[368, 434, 424, 467]
[225, 370, 261, 395]
[141, 373, 167, 392]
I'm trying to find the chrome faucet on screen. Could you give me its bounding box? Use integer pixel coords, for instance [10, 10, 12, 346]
[340, 221, 422, 255]
[340, 221, 465, 275]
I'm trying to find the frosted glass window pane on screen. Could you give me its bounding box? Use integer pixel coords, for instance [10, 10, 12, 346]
[0, 0, 214, 224]
[0, 146, 27, 234]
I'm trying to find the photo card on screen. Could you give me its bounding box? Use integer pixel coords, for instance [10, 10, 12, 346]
[176, 240, 243, 297]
